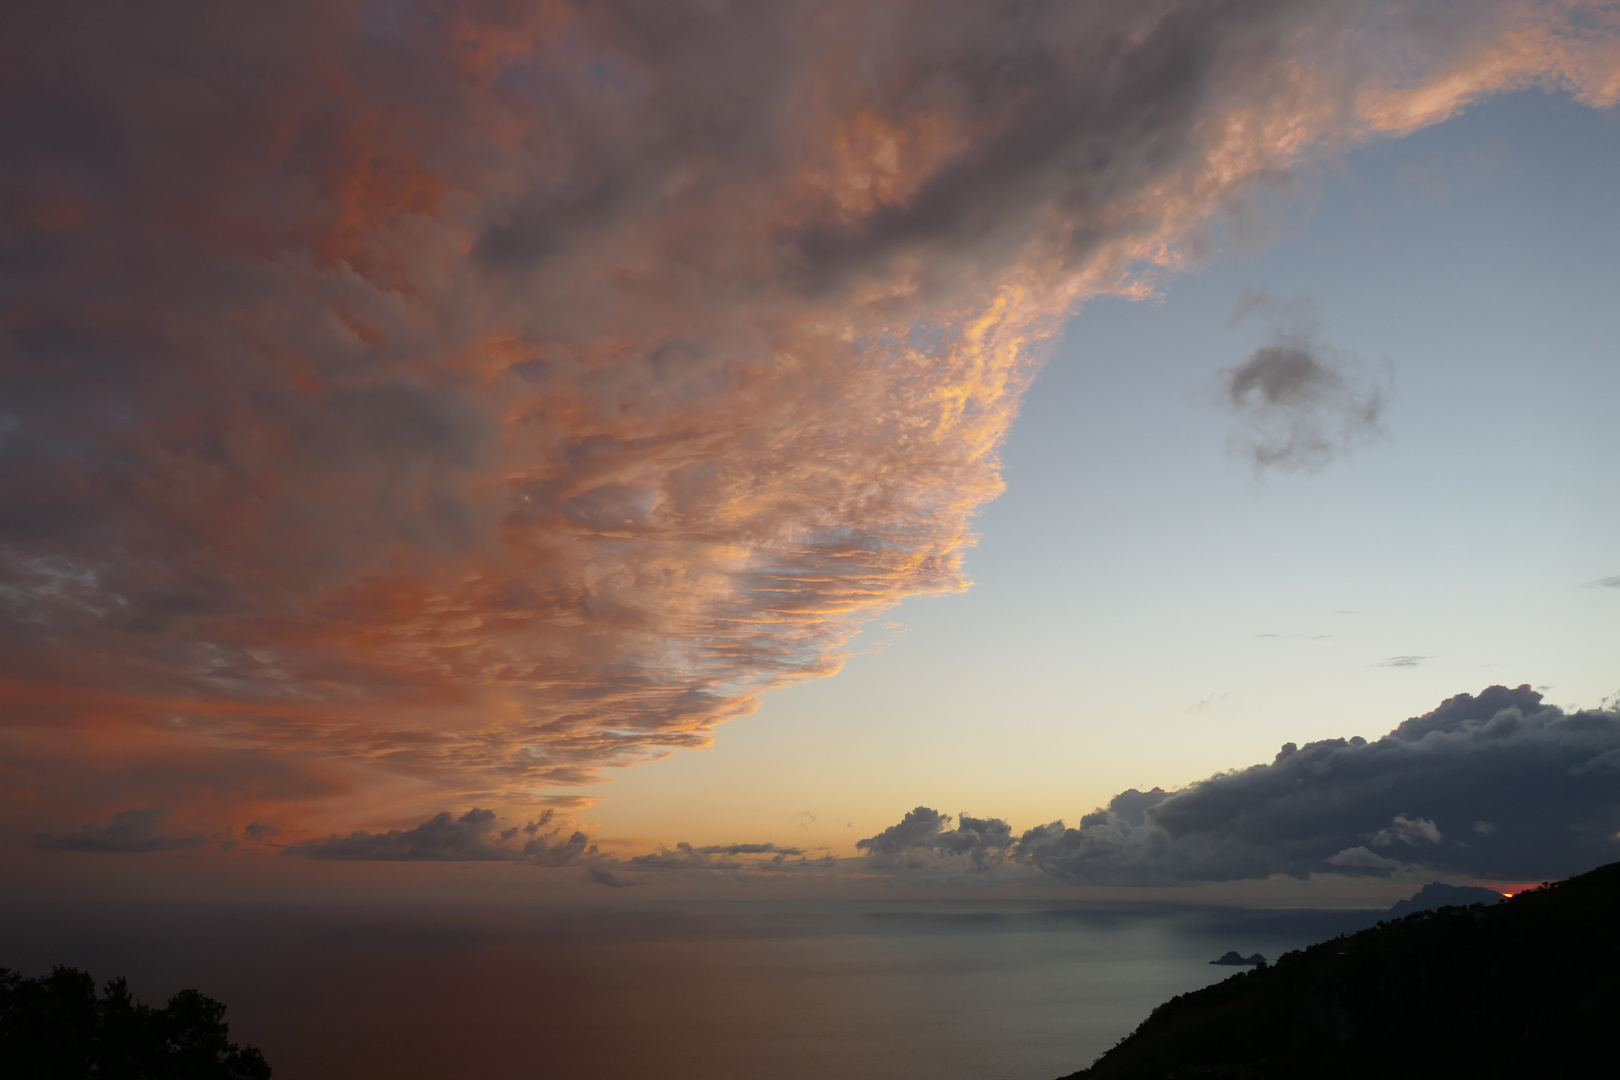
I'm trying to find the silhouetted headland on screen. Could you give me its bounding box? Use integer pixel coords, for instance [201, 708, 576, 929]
[1383, 881, 1502, 918]
[0, 966, 269, 1078]
[1209, 951, 1267, 966]
[1060, 861, 1620, 1079]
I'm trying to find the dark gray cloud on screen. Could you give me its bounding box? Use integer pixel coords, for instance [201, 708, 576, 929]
[1598, 576, 1620, 589]
[527, 830, 597, 868]
[694, 842, 805, 857]
[292, 807, 817, 879]
[1220, 339, 1389, 472]
[622, 841, 820, 874]
[1219, 293, 1390, 472]
[295, 808, 598, 865]
[856, 807, 1014, 871]
[1012, 685, 1620, 884]
[587, 866, 634, 888]
[33, 807, 202, 853]
[298, 809, 516, 862]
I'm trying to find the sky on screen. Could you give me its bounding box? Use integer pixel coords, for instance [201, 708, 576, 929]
[3, 0, 1619, 901]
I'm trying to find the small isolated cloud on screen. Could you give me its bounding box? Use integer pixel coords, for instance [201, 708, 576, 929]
[1380, 655, 1429, 668]
[856, 807, 1013, 872]
[1597, 576, 1620, 589]
[1219, 294, 1390, 473]
[1372, 815, 1442, 846]
[587, 866, 634, 889]
[1325, 846, 1402, 871]
[34, 807, 202, 853]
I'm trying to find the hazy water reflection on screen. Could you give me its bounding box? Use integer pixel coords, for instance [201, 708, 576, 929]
[1, 900, 1362, 1079]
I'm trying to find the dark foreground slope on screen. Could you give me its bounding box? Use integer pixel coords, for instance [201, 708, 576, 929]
[1062, 861, 1620, 1080]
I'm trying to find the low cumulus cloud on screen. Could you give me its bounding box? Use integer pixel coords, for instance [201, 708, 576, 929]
[1011, 685, 1620, 883]
[1219, 293, 1391, 472]
[296, 808, 597, 866]
[291, 807, 829, 883]
[623, 842, 826, 875]
[858, 686, 1620, 886]
[856, 807, 1015, 871]
[4, 0, 1617, 832]
[33, 807, 203, 853]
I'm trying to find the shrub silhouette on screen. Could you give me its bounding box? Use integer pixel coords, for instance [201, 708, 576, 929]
[0, 966, 270, 1079]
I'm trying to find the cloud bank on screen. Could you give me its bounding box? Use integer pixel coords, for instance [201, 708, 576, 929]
[1008, 685, 1620, 884]
[50, 687, 1617, 892]
[3, 1, 1618, 833]
[843, 687, 1620, 885]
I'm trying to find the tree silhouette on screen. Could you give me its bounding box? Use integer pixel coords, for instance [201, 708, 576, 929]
[0, 966, 270, 1079]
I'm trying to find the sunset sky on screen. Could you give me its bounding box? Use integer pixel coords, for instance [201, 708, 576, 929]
[4, 0, 1619, 900]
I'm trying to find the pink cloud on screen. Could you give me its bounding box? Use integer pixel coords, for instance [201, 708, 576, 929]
[2, 0, 1616, 840]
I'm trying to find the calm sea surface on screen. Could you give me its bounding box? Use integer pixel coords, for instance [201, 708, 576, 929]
[1, 899, 1362, 1079]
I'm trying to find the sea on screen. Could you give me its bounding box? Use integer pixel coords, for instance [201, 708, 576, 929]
[1, 898, 1375, 1079]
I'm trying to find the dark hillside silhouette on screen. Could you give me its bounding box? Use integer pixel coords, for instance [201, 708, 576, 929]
[0, 966, 270, 1079]
[1061, 861, 1620, 1079]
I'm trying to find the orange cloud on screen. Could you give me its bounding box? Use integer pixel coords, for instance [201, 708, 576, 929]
[2, 0, 1616, 844]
